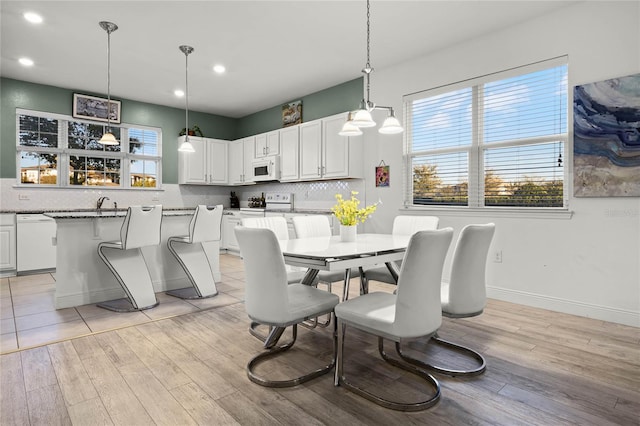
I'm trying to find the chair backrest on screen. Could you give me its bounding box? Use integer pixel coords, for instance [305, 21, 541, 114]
[241, 216, 289, 240]
[189, 205, 223, 243]
[291, 215, 332, 238]
[394, 228, 453, 337]
[444, 223, 496, 317]
[392, 215, 439, 236]
[120, 205, 163, 250]
[235, 226, 290, 323]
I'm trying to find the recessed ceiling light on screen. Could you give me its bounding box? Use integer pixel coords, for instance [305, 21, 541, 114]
[174, 89, 184, 97]
[24, 12, 43, 24]
[213, 64, 226, 74]
[19, 57, 34, 67]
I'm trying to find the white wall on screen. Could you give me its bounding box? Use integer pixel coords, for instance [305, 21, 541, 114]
[362, 1, 640, 326]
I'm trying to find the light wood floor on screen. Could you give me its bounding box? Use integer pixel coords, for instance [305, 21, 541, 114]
[1, 254, 639, 425]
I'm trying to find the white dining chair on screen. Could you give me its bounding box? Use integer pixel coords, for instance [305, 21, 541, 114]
[235, 226, 339, 388]
[396, 223, 496, 377]
[97, 205, 162, 312]
[166, 205, 223, 299]
[334, 228, 454, 411]
[362, 215, 439, 291]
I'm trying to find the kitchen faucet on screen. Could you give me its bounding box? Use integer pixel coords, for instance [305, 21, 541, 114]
[97, 196, 110, 210]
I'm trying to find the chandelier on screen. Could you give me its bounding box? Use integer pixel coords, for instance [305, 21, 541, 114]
[98, 21, 119, 145]
[340, 0, 404, 136]
[178, 45, 196, 153]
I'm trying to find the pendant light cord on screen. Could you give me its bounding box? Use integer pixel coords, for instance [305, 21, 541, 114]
[364, 0, 373, 109]
[106, 28, 112, 133]
[185, 50, 189, 141]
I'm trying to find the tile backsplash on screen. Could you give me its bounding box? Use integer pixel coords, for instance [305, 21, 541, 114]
[0, 178, 365, 212]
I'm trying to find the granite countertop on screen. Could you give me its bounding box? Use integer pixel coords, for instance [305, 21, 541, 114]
[43, 208, 197, 219]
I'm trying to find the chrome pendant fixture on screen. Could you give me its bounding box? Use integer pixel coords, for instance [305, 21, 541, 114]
[98, 21, 119, 145]
[178, 45, 195, 153]
[339, 0, 404, 136]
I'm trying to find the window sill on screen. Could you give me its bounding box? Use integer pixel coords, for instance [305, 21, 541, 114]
[401, 206, 573, 220]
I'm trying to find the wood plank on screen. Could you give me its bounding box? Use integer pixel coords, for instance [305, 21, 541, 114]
[26, 383, 72, 426]
[66, 397, 114, 426]
[21, 346, 58, 392]
[0, 352, 30, 425]
[76, 338, 155, 426]
[170, 382, 240, 425]
[47, 340, 98, 406]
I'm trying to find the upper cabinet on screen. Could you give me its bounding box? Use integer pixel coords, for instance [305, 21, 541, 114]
[255, 130, 280, 158]
[228, 137, 255, 185]
[299, 112, 363, 181]
[279, 126, 300, 182]
[178, 136, 228, 185]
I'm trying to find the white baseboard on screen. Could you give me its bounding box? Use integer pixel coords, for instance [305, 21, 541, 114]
[487, 286, 640, 327]
[56, 287, 125, 309]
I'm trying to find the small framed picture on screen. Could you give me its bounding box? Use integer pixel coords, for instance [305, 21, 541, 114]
[376, 164, 390, 187]
[73, 93, 121, 124]
[282, 100, 302, 127]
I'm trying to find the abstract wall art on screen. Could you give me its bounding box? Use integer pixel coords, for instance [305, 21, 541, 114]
[573, 73, 640, 197]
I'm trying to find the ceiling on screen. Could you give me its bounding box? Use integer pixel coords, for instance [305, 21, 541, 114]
[1, 1, 577, 118]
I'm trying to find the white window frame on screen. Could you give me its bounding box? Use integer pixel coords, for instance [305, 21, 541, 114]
[15, 108, 162, 190]
[403, 57, 571, 217]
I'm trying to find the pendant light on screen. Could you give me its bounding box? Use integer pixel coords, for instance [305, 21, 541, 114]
[98, 21, 119, 145]
[339, 0, 404, 136]
[178, 45, 195, 153]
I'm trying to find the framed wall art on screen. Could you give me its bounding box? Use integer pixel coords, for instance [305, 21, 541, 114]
[573, 73, 640, 197]
[282, 100, 302, 127]
[73, 93, 121, 124]
[376, 161, 390, 187]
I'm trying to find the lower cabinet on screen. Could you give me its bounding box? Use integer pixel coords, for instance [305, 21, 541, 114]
[222, 214, 241, 252]
[0, 214, 16, 275]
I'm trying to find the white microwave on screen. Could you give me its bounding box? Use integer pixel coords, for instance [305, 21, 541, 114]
[252, 155, 280, 181]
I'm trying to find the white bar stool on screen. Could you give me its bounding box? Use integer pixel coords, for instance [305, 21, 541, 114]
[97, 205, 162, 312]
[166, 205, 223, 299]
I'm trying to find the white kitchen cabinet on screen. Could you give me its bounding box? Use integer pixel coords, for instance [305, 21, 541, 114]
[279, 126, 300, 181]
[228, 137, 255, 185]
[222, 214, 241, 252]
[0, 214, 16, 275]
[299, 112, 363, 181]
[178, 136, 228, 185]
[255, 130, 280, 158]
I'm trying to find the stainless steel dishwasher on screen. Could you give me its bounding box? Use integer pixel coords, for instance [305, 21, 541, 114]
[16, 214, 57, 273]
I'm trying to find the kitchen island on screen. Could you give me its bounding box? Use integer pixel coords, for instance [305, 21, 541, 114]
[45, 209, 221, 309]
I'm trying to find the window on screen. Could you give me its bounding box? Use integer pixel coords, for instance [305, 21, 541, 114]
[16, 109, 161, 189]
[404, 58, 568, 209]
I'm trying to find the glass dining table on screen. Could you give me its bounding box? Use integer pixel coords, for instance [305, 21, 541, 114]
[255, 233, 411, 348]
[279, 233, 411, 300]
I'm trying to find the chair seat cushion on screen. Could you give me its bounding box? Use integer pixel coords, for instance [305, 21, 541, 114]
[252, 284, 339, 327]
[317, 268, 360, 284]
[362, 265, 396, 285]
[335, 292, 404, 341]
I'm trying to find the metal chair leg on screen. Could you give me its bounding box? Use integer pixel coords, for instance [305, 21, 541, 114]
[247, 323, 336, 388]
[335, 320, 441, 411]
[395, 332, 486, 377]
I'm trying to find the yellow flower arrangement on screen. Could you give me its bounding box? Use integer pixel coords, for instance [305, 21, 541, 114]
[331, 191, 377, 226]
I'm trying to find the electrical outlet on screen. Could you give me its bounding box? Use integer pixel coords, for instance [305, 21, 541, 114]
[19, 193, 29, 200]
[493, 250, 503, 263]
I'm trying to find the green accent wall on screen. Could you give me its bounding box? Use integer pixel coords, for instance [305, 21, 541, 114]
[1, 76, 362, 183]
[236, 78, 363, 138]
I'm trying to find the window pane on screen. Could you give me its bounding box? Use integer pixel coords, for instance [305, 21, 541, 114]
[19, 115, 58, 147]
[130, 159, 157, 188]
[69, 122, 121, 152]
[411, 88, 472, 151]
[129, 128, 158, 156]
[412, 152, 468, 206]
[484, 65, 568, 143]
[484, 142, 564, 207]
[20, 152, 57, 184]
